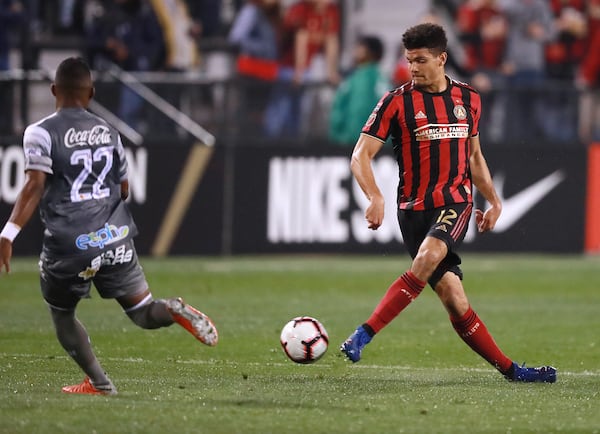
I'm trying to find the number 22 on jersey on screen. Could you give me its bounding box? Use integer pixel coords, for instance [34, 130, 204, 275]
[70, 146, 114, 202]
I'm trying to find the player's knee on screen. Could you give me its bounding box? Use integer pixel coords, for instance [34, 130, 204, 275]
[414, 246, 446, 272]
[48, 304, 76, 327]
[126, 304, 159, 329]
[125, 300, 172, 329]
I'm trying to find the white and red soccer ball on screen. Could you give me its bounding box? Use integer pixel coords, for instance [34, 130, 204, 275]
[280, 316, 329, 364]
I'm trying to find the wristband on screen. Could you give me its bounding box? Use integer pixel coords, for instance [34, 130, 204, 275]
[0, 222, 21, 242]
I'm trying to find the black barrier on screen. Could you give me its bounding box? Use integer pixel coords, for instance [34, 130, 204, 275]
[0, 141, 587, 255]
[0, 141, 225, 256]
[230, 145, 587, 254]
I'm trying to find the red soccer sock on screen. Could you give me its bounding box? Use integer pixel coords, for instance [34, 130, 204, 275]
[450, 306, 513, 373]
[365, 271, 425, 334]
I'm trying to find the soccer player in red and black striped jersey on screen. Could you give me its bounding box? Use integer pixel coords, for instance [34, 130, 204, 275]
[340, 23, 556, 382]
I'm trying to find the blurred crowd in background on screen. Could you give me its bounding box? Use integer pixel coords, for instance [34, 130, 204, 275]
[0, 0, 599, 146]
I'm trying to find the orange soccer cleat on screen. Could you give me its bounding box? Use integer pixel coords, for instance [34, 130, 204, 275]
[166, 298, 219, 346]
[61, 377, 117, 395]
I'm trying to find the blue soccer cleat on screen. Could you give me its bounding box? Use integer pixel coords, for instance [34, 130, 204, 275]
[506, 362, 557, 383]
[340, 326, 372, 363]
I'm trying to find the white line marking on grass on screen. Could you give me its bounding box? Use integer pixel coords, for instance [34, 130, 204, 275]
[352, 364, 600, 378]
[2, 352, 599, 378]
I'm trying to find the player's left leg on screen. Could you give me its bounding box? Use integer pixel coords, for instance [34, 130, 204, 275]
[434, 272, 557, 382]
[340, 208, 455, 363]
[49, 305, 117, 395]
[40, 253, 117, 394]
[434, 272, 513, 373]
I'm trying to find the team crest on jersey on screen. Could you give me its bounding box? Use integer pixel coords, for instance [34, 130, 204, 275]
[365, 100, 384, 128]
[453, 105, 467, 120]
[365, 113, 377, 128]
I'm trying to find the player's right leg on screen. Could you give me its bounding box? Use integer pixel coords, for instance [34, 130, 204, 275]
[93, 241, 218, 346]
[116, 291, 219, 347]
[341, 213, 440, 362]
[341, 206, 466, 363]
[164, 297, 219, 346]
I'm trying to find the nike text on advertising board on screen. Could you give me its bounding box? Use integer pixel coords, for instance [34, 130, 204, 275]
[267, 157, 349, 243]
[266, 156, 570, 248]
[267, 156, 403, 244]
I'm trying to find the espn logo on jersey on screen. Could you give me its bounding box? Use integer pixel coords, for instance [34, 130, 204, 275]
[76, 223, 130, 250]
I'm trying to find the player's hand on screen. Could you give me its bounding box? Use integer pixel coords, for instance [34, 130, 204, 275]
[0, 238, 13, 274]
[475, 204, 501, 233]
[365, 195, 384, 230]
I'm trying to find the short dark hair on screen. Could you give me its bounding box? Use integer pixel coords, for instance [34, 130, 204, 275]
[402, 23, 447, 55]
[54, 57, 92, 89]
[359, 35, 384, 62]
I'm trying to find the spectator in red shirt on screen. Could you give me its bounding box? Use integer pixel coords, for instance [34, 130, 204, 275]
[578, 0, 600, 142]
[263, 0, 341, 138]
[589, 0, 600, 32]
[544, 0, 588, 143]
[279, 0, 340, 85]
[391, 45, 411, 87]
[456, 0, 506, 76]
[455, 0, 507, 143]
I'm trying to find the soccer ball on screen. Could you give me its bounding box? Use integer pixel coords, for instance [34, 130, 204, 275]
[280, 316, 329, 364]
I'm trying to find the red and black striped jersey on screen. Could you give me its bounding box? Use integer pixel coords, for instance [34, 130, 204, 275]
[362, 76, 481, 211]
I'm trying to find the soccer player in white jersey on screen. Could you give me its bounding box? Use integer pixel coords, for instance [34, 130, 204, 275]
[0, 57, 218, 395]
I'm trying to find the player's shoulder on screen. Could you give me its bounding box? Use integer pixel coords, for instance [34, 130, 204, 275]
[25, 112, 58, 132]
[85, 110, 114, 129]
[23, 112, 58, 140]
[389, 80, 416, 97]
[377, 81, 415, 107]
[449, 76, 480, 95]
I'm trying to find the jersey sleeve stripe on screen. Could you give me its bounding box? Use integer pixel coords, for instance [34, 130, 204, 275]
[23, 124, 53, 174]
[362, 92, 396, 141]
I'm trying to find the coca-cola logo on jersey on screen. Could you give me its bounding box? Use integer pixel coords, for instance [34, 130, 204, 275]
[64, 125, 112, 148]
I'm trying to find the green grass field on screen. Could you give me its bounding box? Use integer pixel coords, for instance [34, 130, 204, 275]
[1, 255, 599, 434]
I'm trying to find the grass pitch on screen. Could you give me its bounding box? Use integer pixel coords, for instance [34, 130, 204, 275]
[1, 255, 599, 434]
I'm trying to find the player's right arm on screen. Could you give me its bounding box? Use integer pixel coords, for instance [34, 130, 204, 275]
[351, 133, 385, 230]
[0, 170, 46, 273]
[1, 123, 53, 273]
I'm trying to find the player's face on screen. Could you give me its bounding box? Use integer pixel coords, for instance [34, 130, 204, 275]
[405, 48, 446, 90]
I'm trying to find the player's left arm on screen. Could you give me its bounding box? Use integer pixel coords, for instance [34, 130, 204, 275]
[0, 170, 46, 273]
[116, 134, 129, 201]
[120, 180, 129, 201]
[469, 134, 501, 233]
